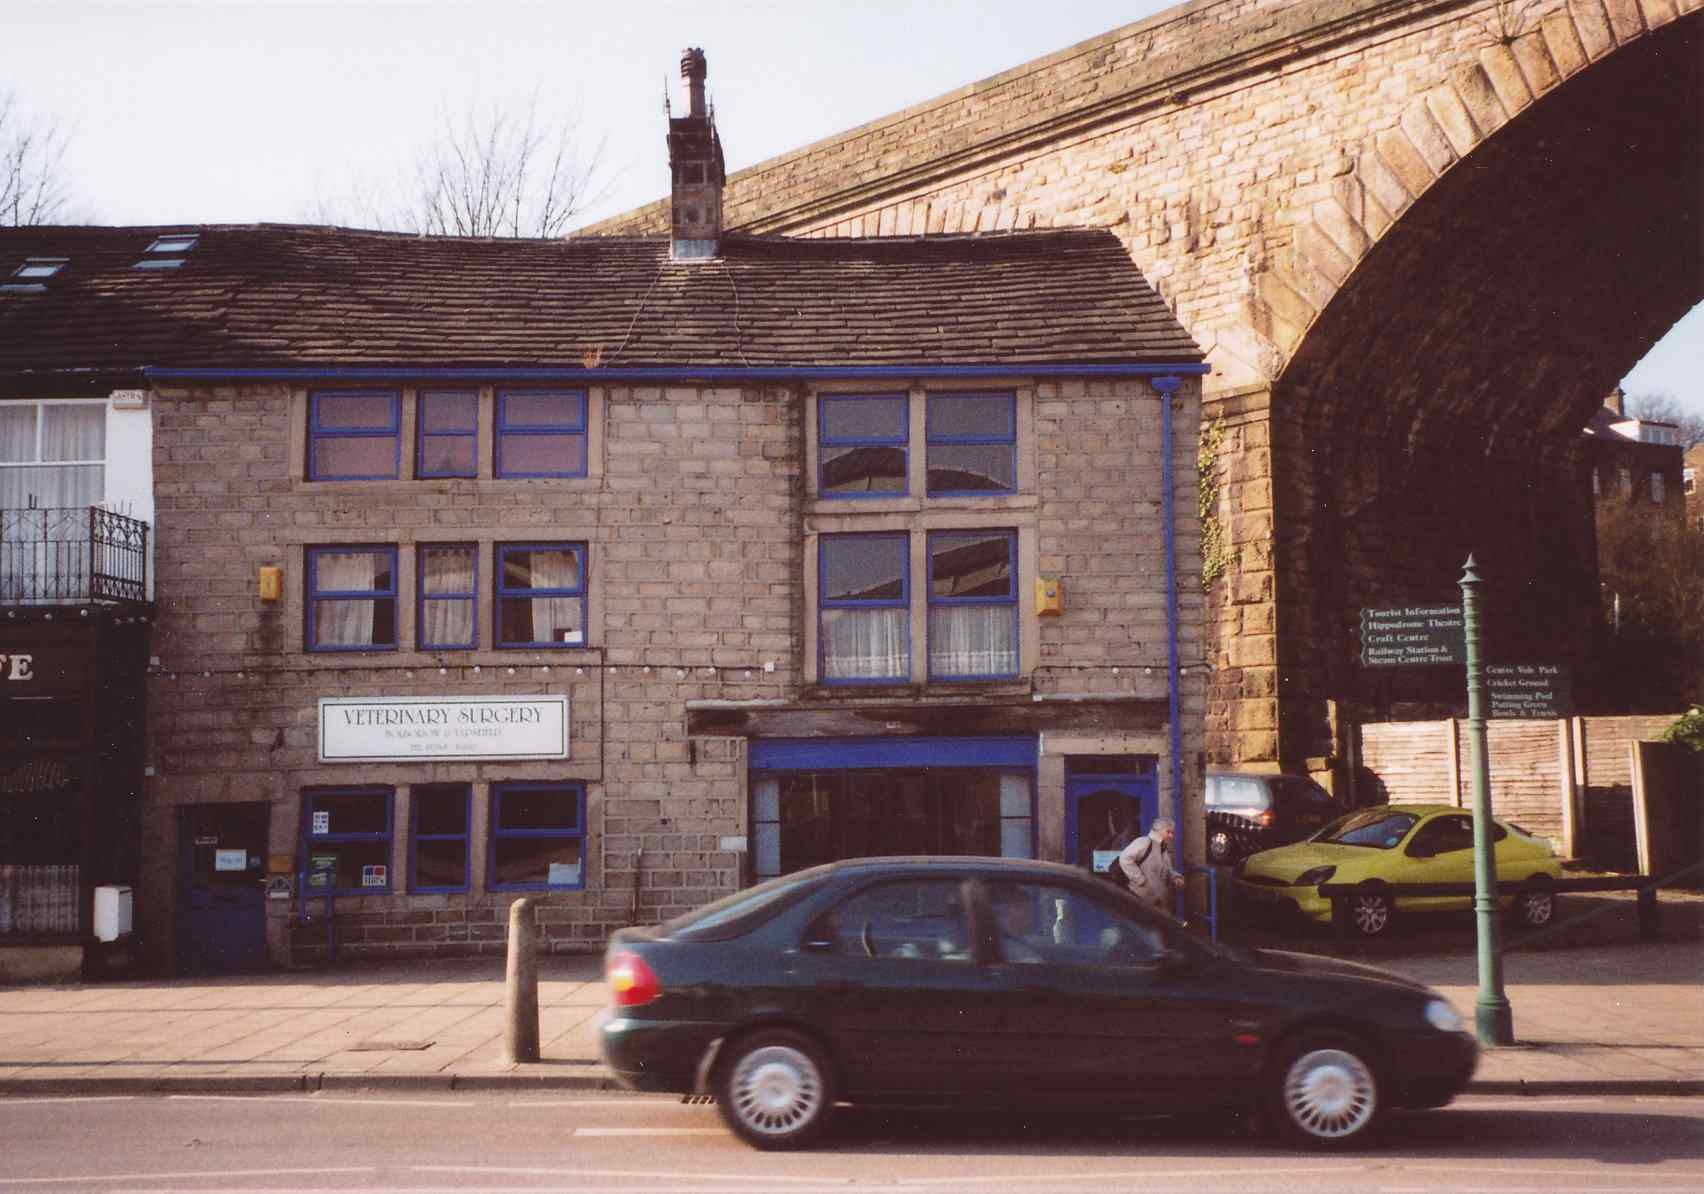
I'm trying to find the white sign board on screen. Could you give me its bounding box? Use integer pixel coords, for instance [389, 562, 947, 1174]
[319, 696, 569, 762]
[214, 849, 247, 872]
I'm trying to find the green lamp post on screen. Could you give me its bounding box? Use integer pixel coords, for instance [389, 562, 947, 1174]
[1460, 554, 1513, 1046]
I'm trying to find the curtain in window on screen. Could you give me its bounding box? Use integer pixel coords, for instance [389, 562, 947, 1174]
[420, 547, 475, 646]
[0, 404, 105, 509]
[527, 548, 583, 644]
[929, 606, 1016, 677]
[316, 551, 381, 645]
[823, 608, 908, 680]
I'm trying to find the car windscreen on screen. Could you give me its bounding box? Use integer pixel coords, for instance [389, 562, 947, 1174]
[1207, 775, 1270, 811]
[1272, 777, 1335, 806]
[655, 869, 833, 942]
[1312, 809, 1419, 848]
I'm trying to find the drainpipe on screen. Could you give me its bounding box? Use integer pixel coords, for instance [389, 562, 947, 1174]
[1153, 375, 1185, 827]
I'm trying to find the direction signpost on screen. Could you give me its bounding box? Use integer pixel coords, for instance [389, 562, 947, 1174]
[1485, 664, 1572, 720]
[1359, 604, 1465, 667]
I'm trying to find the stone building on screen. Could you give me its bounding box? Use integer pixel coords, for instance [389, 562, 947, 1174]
[0, 55, 1206, 977]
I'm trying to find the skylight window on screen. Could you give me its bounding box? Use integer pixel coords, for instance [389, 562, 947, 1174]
[133, 258, 186, 270]
[12, 258, 67, 279]
[146, 234, 199, 254]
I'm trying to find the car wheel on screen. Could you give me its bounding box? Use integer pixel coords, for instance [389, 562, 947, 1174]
[1208, 829, 1236, 865]
[1349, 889, 1393, 937]
[715, 1029, 835, 1150]
[1516, 879, 1555, 928]
[1267, 1032, 1381, 1149]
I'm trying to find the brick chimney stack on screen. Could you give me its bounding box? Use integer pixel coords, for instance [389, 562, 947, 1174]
[668, 47, 725, 261]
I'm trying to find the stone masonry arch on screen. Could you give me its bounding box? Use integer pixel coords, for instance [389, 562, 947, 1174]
[586, 0, 1703, 778]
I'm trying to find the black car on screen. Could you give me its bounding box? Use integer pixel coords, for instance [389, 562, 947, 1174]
[600, 856, 1476, 1150]
[1207, 771, 1342, 864]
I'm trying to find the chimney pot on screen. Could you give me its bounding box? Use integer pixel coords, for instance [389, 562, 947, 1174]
[681, 47, 708, 118]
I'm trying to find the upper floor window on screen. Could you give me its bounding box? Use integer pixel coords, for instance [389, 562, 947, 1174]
[417, 390, 479, 478]
[820, 532, 909, 683]
[418, 543, 476, 650]
[927, 529, 1018, 680]
[307, 545, 398, 651]
[309, 390, 400, 480]
[0, 399, 105, 509]
[496, 543, 587, 647]
[495, 390, 587, 479]
[927, 391, 1016, 495]
[1619, 467, 1633, 496]
[1685, 468, 1696, 497]
[1651, 473, 1665, 504]
[819, 393, 907, 497]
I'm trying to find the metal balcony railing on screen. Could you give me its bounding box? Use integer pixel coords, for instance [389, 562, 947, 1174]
[0, 507, 150, 605]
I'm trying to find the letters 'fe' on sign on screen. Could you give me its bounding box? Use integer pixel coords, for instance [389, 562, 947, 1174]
[1359, 605, 1465, 667]
[1485, 664, 1571, 719]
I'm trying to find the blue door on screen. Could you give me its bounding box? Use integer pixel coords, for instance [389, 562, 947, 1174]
[176, 803, 269, 974]
[1065, 760, 1158, 876]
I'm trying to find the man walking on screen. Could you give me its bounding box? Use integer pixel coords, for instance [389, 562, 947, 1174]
[1116, 816, 1185, 914]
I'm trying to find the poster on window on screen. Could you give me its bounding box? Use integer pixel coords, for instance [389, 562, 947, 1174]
[311, 811, 330, 834]
[318, 696, 569, 761]
[214, 849, 247, 872]
[361, 865, 387, 888]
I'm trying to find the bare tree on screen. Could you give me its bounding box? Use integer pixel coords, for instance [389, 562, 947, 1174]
[312, 95, 607, 238]
[0, 88, 74, 226]
[1625, 391, 1704, 452]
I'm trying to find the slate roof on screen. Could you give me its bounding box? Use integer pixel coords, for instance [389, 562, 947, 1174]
[0, 224, 1200, 383]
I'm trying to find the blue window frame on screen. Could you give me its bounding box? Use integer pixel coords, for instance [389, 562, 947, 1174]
[926, 391, 1016, 495]
[306, 545, 398, 652]
[302, 787, 394, 895]
[495, 389, 587, 478]
[489, 782, 586, 891]
[417, 390, 479, 478]
[819, 392, 907, 498]
[819, 532, 909, 684]
[496, 543, 586, 648]
[308, 390, 401, 480]
[418, 543, 477, 650]
[927, 529, 1018, 680]
[410, 783, 470, 893]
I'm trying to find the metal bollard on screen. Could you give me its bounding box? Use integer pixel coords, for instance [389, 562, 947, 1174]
[502, 897, 540, 1064]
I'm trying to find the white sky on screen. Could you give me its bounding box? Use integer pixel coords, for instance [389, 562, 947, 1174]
[5, 0, 1698, 412]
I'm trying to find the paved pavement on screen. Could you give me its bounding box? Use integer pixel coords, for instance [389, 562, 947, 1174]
[1, 896, 1700, 1098]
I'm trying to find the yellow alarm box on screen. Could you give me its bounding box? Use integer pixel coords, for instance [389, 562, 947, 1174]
[1036, 576, 1064, 616]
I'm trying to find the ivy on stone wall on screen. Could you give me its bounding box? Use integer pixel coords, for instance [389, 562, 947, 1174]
[1198, 417, 1227, 593]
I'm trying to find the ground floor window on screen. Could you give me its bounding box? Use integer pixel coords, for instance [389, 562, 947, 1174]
[749, 737, 1035, 881]
[410, 783, 470, 893]
[489, 782, 585, 890]
[0, 755, 83, 934]
[302, 786, 394, 894]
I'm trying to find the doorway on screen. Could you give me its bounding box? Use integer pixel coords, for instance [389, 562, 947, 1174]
[1064, 758, 1157, 876]
[176, 803, 270, 974]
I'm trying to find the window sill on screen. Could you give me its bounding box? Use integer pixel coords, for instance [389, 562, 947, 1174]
[803, 678, 1035, 702]
[807, 493, 1038, 518]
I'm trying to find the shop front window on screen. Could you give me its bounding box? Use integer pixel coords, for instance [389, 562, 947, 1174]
[751, 766, 1032, 881]
[301, 787, 394, 895]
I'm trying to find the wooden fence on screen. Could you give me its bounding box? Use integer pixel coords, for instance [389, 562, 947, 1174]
[1356, 715, 1683, 870]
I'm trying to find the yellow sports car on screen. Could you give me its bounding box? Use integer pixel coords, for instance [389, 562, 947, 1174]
[1233, 803, 1564, 937]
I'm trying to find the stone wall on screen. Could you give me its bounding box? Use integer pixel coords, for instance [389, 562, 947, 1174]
[139, 374, 1203, 966]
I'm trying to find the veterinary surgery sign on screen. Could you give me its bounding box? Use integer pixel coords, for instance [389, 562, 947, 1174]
[319, 696, 569, 762]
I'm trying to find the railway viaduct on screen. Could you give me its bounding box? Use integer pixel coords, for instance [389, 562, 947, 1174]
[589, 0, 1702, 785]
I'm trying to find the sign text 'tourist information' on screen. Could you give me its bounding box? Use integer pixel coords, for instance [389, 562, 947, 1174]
[1359, 605, 1466, 667]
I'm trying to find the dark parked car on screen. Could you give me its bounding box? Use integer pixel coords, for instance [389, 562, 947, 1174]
[600, 856, 1476, 1150]
[1207, 770, 1342, 865]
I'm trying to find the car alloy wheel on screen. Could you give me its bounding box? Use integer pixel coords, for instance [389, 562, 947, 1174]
[716, 1029, 834, 1150]
[1518, 884, 1555, 928]
[1350, 891, 1392, 937]
[1208, 830, 1235, 865]
[1270, 1035, 1380, 1148]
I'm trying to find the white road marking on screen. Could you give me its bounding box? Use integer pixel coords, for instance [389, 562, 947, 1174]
[412, 1165, 848, 1184]
[0, 1167, 374, 1187]
[507, 1096, 699, 1107]
[899, 1166, 1345, 1186]
[573, 1127, 728, 1137]
[0, 1096, 135, 1106]
[165, 1093, 475, 1108]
